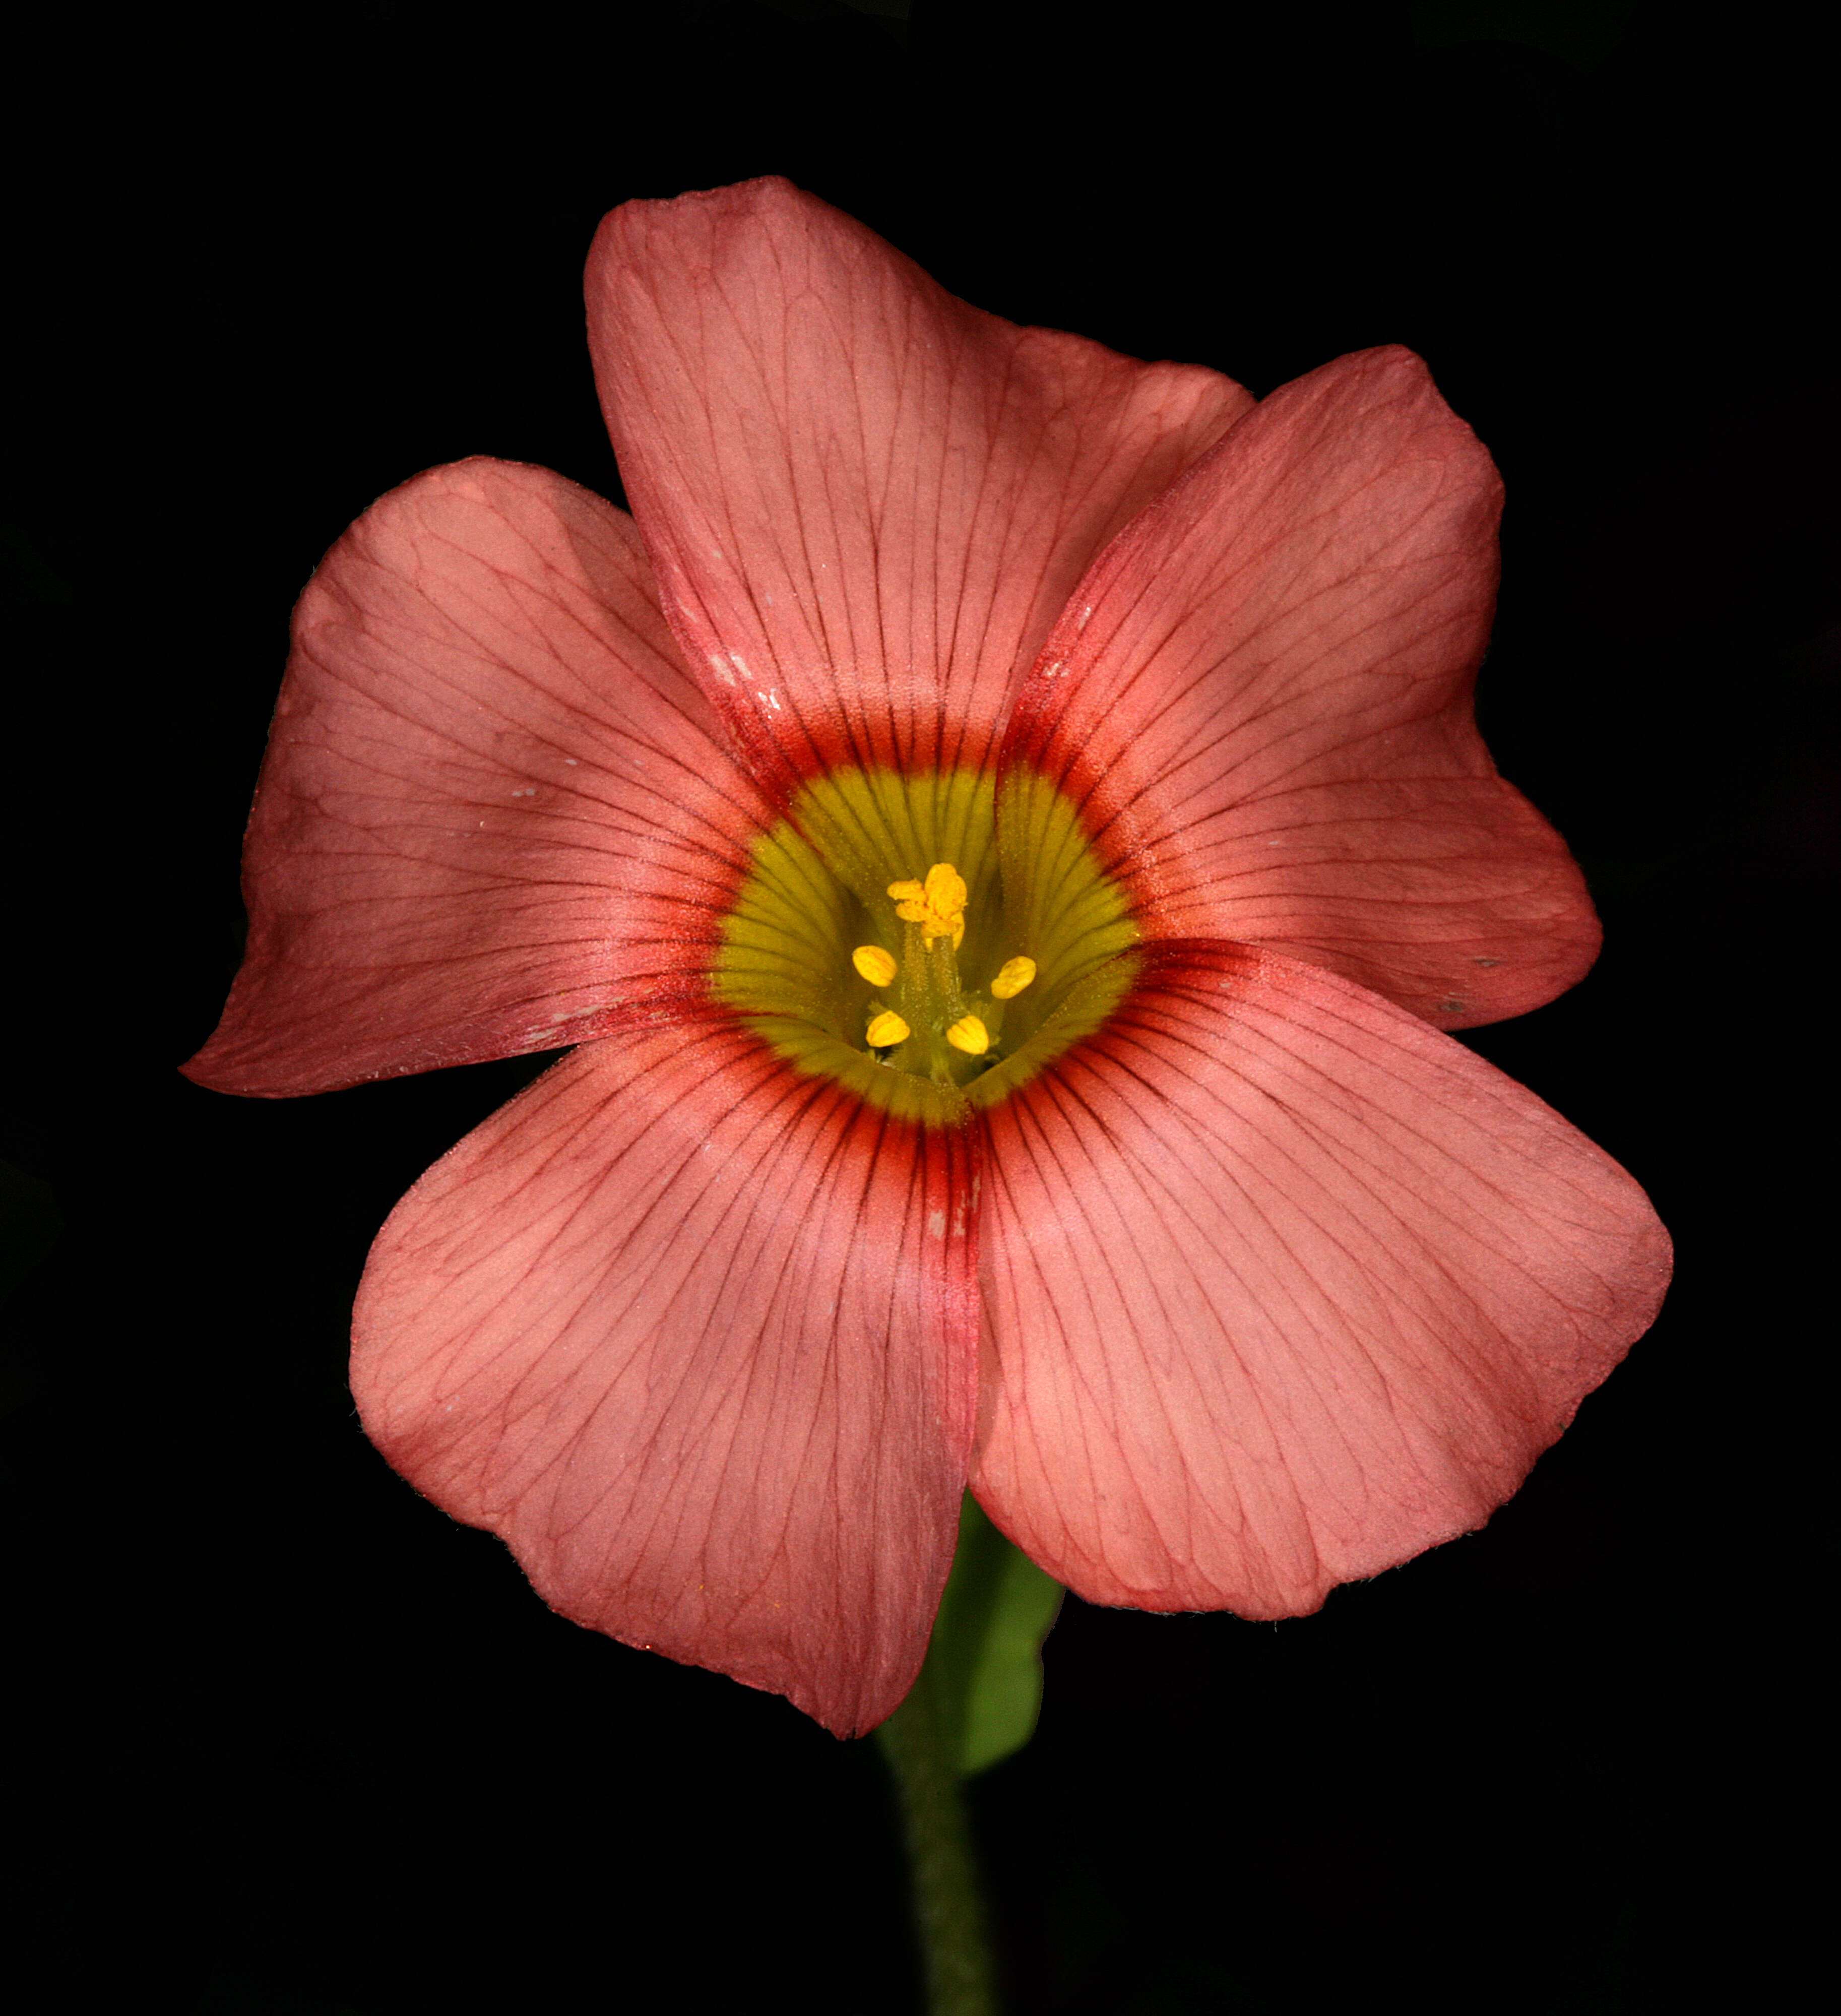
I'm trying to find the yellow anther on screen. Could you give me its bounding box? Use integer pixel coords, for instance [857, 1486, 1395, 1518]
[887, 862, 969, 944]
[852, 944, 898, 988]
[924, 862, 967, 915]
[866, 1010, 911, 1049]
[945, 1015, 990, 1057]
[991, 956, 1037, 999]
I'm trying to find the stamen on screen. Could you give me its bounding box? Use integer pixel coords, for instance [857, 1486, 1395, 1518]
[945, 1015, 990, 1057]
[867, 1010, 911, 1049]
[924, 862, 968, 917]
[852, 944, 898, 987]
[991, 957, 1037, 999]
[888, 862, 969, 947]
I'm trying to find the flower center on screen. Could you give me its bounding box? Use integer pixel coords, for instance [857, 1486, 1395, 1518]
[849, 861, 1027, 1081]
[713, 766, 1140, 1120]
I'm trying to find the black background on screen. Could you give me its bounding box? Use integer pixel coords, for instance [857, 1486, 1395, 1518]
[9, 3, 1833, 2010]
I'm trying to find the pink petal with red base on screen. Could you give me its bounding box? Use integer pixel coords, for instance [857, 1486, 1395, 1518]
[184, 460, 773, 1096]
[587, 176, 1252, 796]
[971, 941, 1670, 1617]
[1003, 348, 1600, 1029]
[351, 1013, 982, 1737]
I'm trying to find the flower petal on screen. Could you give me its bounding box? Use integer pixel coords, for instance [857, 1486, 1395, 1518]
[971, 941, 1669, 1617]
[184, 460, 773, 1096]
[586, 176, 1251, 794]
[351, 1013, 982, 1736]
[1002, 347, 1599, 1029]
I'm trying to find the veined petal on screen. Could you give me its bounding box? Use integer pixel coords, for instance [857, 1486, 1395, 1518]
[351, 1013, 982, 1737]
[587, 176, 1250, 796]
[1002, 348, 1599, 1030]
[971, 941, 1669, 1617]
[184, 460, 773, 1096]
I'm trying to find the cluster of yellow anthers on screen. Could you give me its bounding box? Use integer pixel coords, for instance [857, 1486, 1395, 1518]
[888, 863, 971, 948]
[849, 862, 1036, 1060]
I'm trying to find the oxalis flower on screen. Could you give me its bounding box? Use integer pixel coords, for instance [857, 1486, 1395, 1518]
[187, 177, 1670, 1737]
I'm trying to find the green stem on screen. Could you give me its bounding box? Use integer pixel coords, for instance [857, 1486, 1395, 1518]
[875, 1659, 1000, 2016]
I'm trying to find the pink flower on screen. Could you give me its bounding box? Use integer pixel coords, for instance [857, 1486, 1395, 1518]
[186, 178, 1670, 1736]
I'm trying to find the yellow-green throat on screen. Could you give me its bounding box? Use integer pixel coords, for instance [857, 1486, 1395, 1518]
[713, 765, 1141, 1122]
